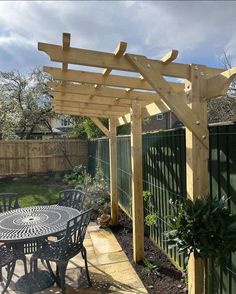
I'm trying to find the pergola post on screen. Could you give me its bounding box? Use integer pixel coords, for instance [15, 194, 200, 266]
[109, 118, 118, 226]
[130, 101, 144, 262]
[185, 65, 209, 294]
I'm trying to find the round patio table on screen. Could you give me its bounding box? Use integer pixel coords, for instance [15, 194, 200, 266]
[0, 205, 80, 293]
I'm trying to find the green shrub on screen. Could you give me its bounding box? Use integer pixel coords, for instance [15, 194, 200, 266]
[165, 195, 236, 266]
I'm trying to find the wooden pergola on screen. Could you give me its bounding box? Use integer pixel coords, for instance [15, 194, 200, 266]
[38, 33, 236, 294]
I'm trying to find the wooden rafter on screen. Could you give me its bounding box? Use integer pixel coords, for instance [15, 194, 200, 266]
[50, 82, 157, 101]
[54, 106, 122, 118]
[45, 66, 185, 92]
[39, 42, 224, 79]
[54, 100, 130, 113]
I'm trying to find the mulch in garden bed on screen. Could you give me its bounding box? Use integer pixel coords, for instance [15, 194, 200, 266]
[111, 210, 186, 294]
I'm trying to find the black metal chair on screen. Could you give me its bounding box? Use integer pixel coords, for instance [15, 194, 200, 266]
[0, 193, 20, 213]
[58, 189, 86, 211]
[30, 209, 92, 293]
[0, 244, 22, 294]
[0, 193, 20, 285]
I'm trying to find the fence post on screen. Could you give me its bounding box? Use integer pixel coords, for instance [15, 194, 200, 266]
[186, 65, 209, 294]
[131, 101, 144, 262]
[109, 118, 118, 226]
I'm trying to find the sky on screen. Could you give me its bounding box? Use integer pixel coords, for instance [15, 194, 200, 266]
[0, 1, 236, 74]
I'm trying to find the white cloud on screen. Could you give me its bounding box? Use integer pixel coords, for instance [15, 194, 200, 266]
[0, 1, 235, 72]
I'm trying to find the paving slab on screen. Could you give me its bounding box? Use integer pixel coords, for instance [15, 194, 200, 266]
[2, 224, 147, 294]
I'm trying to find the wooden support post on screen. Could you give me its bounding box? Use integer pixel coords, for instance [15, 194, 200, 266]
[186, 65, 209, 294]
[109, 118, 118, 226]
[130, 101, 144, 262]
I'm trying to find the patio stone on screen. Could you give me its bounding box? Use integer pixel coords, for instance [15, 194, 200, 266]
[90, 229, 122, 254]
[2, 224, 147, 294]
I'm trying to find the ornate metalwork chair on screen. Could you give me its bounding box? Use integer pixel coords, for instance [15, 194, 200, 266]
[0, 244, 23, 294]
[0, 193, 20, 213]
[58, 189, 85, 211]
[0, 193, 20, 285]
[30, 209, 92, 294]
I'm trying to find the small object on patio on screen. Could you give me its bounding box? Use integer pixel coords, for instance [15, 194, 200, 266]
[30, 209, 92, 294]
[58, 189, 85, 211]
[97, 214, 111, 228]
[0, 244, 21, 294]
[0, 193, 20, 213]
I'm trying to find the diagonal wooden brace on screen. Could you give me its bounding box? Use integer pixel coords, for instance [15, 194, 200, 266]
[90, 117, 110, 137]
[125, 53, 209, 148]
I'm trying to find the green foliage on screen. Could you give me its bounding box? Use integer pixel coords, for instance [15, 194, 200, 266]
[63, 164, 91, 187]
[143, 191, 158, 227]
[143, 258, 162, 276]
[165, 196, 236, 266]
[143, 191, 152, 203]
[69, 117, 108, 139]
[64, 165, 110, 212]
[145, 213, 157, 227]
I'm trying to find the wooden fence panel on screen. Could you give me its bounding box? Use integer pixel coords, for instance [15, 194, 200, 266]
[0, 139, 88, 176]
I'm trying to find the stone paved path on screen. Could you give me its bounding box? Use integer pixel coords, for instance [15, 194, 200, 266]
[2, 223, 147, 294]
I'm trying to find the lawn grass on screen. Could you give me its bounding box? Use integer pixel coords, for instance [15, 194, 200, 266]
[0, 178, 65, 207]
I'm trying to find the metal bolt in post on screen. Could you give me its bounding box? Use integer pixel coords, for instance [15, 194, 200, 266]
[195, 121, 200, 125]
[202, 135, 207, 139]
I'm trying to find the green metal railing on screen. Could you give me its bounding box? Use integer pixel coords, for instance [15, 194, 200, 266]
[88, 123, 236, 293]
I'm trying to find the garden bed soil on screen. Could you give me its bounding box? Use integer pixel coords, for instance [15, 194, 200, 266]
[111, 210, 186, 294]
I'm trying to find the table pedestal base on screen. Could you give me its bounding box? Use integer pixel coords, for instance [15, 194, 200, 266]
[15, 270, 55, 293]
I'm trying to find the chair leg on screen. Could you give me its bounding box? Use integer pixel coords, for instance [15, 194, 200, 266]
[2, 261, 16, 294]
[81, 247, 91, 286]
[57, 262, 68, 294]
[46, 260, 60, 287]
[22, 256, 28, 275]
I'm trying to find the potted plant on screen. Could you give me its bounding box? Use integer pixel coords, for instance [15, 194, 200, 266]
[97, 202, 111, 228]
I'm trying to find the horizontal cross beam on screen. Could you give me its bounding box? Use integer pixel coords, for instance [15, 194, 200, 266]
[45, 66, 185, 92]
[39, 42, 224, 79]
[50, 82, 157, 101]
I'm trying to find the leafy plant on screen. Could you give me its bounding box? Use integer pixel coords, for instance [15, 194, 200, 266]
[145, 212, 158, 227]
[142, 258, 162, 276]
[143, 191, 157, 227]
[143, 191, 152, 203]
[63, 164, 92, 188]
[165, 195, 236, 266]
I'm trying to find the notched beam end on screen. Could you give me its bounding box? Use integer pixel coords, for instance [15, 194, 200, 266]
[63, 33, 71, 50]
[114, 41, 127, 57]
[161, 50, 179, 65]
[206, 67, 236, 100]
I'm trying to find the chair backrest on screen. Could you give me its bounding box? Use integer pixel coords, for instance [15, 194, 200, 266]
[0, 193, 20, 213]
[58, 189, 85, 211]
[62, 209, 92, 255]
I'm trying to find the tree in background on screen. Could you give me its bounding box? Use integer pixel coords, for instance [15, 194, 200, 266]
[69, 116, 130, 139]
[208, 51, 236, 123]
[0, 68, 55, 139]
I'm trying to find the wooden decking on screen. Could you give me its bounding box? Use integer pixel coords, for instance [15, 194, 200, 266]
[3, 223, 147, 293]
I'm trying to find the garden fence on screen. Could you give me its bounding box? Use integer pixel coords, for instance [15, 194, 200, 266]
[0, 139, 88, 176]
[88, 123, 236, 294]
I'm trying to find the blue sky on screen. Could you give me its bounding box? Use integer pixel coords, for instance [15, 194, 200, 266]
[0, 1, 236, 73]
